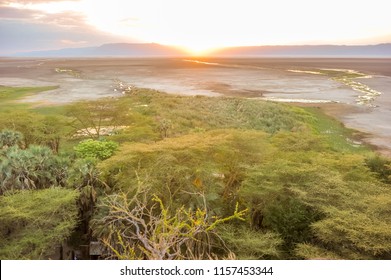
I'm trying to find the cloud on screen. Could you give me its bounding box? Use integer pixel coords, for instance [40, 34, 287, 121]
[0, 18, 129, 55]
[0, 0, 79, 4]
[34, 11, 87, 27]
[0, 1, 133, 54]
[0, 6, 83, 26]
[0, 5, 39, 17]
[60, 39, 87, 44]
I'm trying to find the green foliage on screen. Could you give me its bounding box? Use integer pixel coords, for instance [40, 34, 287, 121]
[134, 92, 308, 134]
[218, 225, 282, 259]
[67, 158, 110, 237]
[0, 145, 69, 194]
[271, 131, 328, 152]
[262, 193, 321, 249]
[0, 129, 23, 149]
[311, 204, 391, 258]
[95, 91, 391, 259]
[0, 111, 71, 151]
[0, 86, 57, 111]
[0, 110, 43, 147]
[66, 98, 130, 139]
[1, 86, 390, 260]
[294, 243, 341, 260]
[74, 139, 119, 160]
[365, 154, 391, 183]
[98, 129, 271, 217]
[157, 118, 172, 138]
[303, 107, 368, 153]
[239, 139, 391, 259]
[0, 188, 79, 259]
[39, 115, 72, 153]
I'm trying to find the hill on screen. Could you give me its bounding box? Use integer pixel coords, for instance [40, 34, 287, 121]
[14, 43, 187, 57]
[213, 43, 391, 57]
[13, 43, 391, 57]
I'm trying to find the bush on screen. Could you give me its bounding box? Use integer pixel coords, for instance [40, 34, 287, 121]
[74, 139, 119, 160]
[365, 154, 391, 183]
[0, 188, 79, 259]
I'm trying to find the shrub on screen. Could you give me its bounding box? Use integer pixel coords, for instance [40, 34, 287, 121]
[74, 139, 119, 160]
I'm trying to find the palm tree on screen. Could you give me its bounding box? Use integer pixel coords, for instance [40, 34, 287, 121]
[0, 145, 67, 194]
[0, 129, 23, 149]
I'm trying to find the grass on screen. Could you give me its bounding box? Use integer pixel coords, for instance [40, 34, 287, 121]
[0, 85, 372, 155]
[117, 90, 309, 136]
[0, 86, 58, 111]
[303, 107, 369, 153]
[32, 105, 67, 115]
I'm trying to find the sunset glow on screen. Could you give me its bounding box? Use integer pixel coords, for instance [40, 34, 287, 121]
[2, 0, 391, 55]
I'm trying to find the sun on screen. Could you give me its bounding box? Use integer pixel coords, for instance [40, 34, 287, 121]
[177, 43, 224, 56]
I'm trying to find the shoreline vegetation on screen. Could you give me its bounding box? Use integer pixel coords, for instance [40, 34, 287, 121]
[1, 84, 391, 260]
[287, 68, 382, 106]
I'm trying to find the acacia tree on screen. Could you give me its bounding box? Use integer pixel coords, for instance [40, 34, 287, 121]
[0, 188, 79, 259]
[0, 111, 42, 147]
[66, 99, 129, 138]
[39, 115, 72, 153]
[0, 112, 71, 152]
[92, 189, 246, 260]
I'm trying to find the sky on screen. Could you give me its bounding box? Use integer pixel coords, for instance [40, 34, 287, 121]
[1, 0, 391, 55]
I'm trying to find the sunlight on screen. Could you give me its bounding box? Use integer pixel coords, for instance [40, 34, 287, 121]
[177, 44, 223, 56]
[5, 0, 391, 49]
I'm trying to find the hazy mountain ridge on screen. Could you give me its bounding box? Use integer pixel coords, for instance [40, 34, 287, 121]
[215, 43, 391, 57]
[14, 43, 186, 57]
[13, 43, 391, 57]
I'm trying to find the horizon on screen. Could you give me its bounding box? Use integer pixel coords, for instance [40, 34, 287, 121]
[1, 0, 391, 56]
[4, 42, 391, 58]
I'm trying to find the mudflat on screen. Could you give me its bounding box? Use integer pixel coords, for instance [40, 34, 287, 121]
[1, 57, 390, 154]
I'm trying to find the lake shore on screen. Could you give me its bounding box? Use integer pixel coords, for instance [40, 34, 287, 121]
[296, 102, 391, 157]
[1, 57, 390, 156]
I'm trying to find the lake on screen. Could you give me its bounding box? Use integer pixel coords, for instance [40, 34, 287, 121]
[1, 57, 391, 153]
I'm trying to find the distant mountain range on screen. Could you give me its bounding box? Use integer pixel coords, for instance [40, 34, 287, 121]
[14, 43, 183, 57]
[13, 43, 391, 57]
[215, 43, 391, 57]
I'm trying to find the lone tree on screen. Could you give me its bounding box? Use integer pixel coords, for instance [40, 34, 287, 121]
[66, 99, 129, 139]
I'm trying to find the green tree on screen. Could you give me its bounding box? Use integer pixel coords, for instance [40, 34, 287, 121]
[68, 158, 109, 237]
[157, 118, 172, 138]
[0, 110, 42, 147]
[0, 129, 23, 149]
[74, 139, 119, 160]
[218, 224, 282, 259]
[365, 154, 391, 183]
[0, 145, 68, 194]
[39, 115, 72, 153]
[66, 99, 129, 139]
[0, 188, 79, 259]
[262, 193, 321, 249]
[0, 112, 70, 152]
